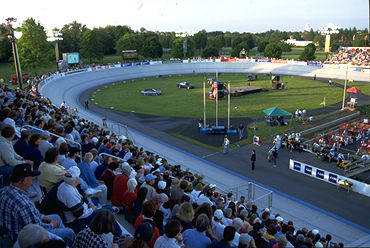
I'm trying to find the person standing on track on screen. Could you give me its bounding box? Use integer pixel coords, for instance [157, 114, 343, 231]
[251, 150, 256, 170]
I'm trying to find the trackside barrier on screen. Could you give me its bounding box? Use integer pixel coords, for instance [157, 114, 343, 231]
[110, 123, 131, 143]
[22, 125, 83, 160]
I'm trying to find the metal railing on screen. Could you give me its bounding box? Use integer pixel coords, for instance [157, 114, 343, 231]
[22, 125, 83, 160]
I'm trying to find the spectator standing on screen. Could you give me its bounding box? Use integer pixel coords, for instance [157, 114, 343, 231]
[223, 136, 230, 154]
[238, 124, 244, 140]
[272, 148, 278, 168]
[251, 150, 256, 170]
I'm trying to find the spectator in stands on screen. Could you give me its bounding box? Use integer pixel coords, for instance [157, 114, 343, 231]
[141, 173, 157, 201]
[238, 233, 256, 248]
[23, 133, 44, 169]
[57, 166, 97, 233]
[100, 161, 119, 200]
[212, 209, 226, 240]
[38, 147, 65, 193]
[173, 201, 194, 232]
[95, 155, 113, 180]
[210, 225, 236, 248]
[3, 110, 20, 138]
[124, 222, 153, 248]
[13, 129, 30, 157]
[197, 188, 214, 206]
[0, 163, 75, 246]
[39, 131, 53, 157]
[121, 178, 138, 218]
[183, 213, 211, 248]
[62, 147, 80, 169]
[71, 209, 119, 248]
[134, 200, 160, 247]
[78, 152, 108, 206]
[15, 224, 50, 248]
[248, 222, 268, 248]
[132, 186, 148, 225]
[58, 142, 69, 165]
[154, 219, 183, 248]
[0, 126, 33, 186]
[111, 163, 132, 206]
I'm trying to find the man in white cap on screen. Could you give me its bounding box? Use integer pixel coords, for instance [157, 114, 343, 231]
[212, 209, 225, 240]
[57, 166, 97, 234]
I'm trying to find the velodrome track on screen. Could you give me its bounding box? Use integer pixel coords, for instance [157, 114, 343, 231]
[40, 62, 370, 246]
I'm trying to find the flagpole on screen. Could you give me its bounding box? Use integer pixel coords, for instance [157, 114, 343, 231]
[203, 81, 206, 128]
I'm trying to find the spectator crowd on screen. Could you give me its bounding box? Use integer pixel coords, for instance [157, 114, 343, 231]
[324, 47, 370, 67]
[0, 83, 347, 248]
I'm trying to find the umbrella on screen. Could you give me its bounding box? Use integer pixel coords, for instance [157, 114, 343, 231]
[263, 106, 292, 117]
[346, 87, 361, 93]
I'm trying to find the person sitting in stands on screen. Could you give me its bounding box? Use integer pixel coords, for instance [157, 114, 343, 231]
[62, 147, 80, 170]
[13, 129, 30, 157]
[0, 163, 75, 246]
[183, 213, 211, 248]
[78, 152, 108, 206]
[0, 126, 34, 186]
[121, 178, 138, 218]
[39, 131, 53, 158]
[71, 209, 119, 248]
[111, 163, 132, 206]
[57, 166, 97, 234]
[38, 147, 66, 193]
[23, 133, 44, 169]
[134, 199, 160, 247]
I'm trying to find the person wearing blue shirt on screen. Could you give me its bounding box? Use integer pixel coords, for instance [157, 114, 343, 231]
[13, 130, 30, 157]
[183, 213, 211, 248]
[77, 152, 107, 206]
[23, 134, 44, 170]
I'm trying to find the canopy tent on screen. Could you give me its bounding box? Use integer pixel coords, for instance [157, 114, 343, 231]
[346, 87, 361, 93]
[263, 106, 292, 117]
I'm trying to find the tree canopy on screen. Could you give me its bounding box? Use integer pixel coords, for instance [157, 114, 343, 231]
[79, 29, 104, 63]
[18, 18, 53, 71]
[264, 43, 282, 58]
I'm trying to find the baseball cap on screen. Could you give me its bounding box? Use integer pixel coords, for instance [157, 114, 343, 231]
[91, 137, 99, 143]
[145, 174, 156, 182]
[214, 209, 224, 219]
[64, 166, 80, 184]
[11, 163, 40, 182]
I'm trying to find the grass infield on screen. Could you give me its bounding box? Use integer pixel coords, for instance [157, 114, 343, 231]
[92, 73, 349, 118]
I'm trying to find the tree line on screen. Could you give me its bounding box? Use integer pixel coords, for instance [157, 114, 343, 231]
[0, 18, 368, 69]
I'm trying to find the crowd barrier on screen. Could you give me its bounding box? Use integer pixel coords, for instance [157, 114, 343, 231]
[289, 159, 370, 197]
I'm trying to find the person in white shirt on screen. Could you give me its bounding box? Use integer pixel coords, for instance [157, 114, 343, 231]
[154, 219, 183, 248]
[212, 209, 225, 240]
[196, 189, 214, 206]
[57, 166, 96, 234]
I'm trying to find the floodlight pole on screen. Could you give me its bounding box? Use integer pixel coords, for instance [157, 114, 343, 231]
[7, 18, 23, 89]
[216, 83, 218, 126]
[341, 63, 349, 110]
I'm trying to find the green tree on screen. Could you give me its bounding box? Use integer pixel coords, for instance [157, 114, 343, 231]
[264, 43, 282, 58]
[302, 29, 315, 41]
[142, 36, 162, 58]
[18, 18, 53, 72]
[241, 33, 255, 50]
[278, 42, 292, 52]
[79, 29, 104, 63]
[59, 21, 87, 53]
[257, 41, 269, 52]
[202, 46, 219, 57]
[0, 38, 12, 62]
[193, 30, 207, 50]
[207, 35, 224, 50]
[115, 33, 140, 55]
[299, 43, 316, 61]
[171, 37, 193, 58]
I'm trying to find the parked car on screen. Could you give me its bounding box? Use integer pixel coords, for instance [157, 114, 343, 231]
[141, 89, 162, 96]
[177, 82, 195, 89]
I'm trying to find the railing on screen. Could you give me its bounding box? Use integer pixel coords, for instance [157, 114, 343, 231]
[22, 125, 83, 160]
[110, 123, 131, 142]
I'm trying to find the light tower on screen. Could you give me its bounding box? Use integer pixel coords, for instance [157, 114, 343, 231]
[6, 17, 23, 89]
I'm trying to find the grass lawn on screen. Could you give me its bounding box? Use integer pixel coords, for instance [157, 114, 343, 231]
[0, 62, 56, 84]
[332, 80, 370, 96]
[92, 73, 345, 119]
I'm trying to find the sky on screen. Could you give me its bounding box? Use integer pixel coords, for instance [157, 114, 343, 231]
[1, 0, 368, 34]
